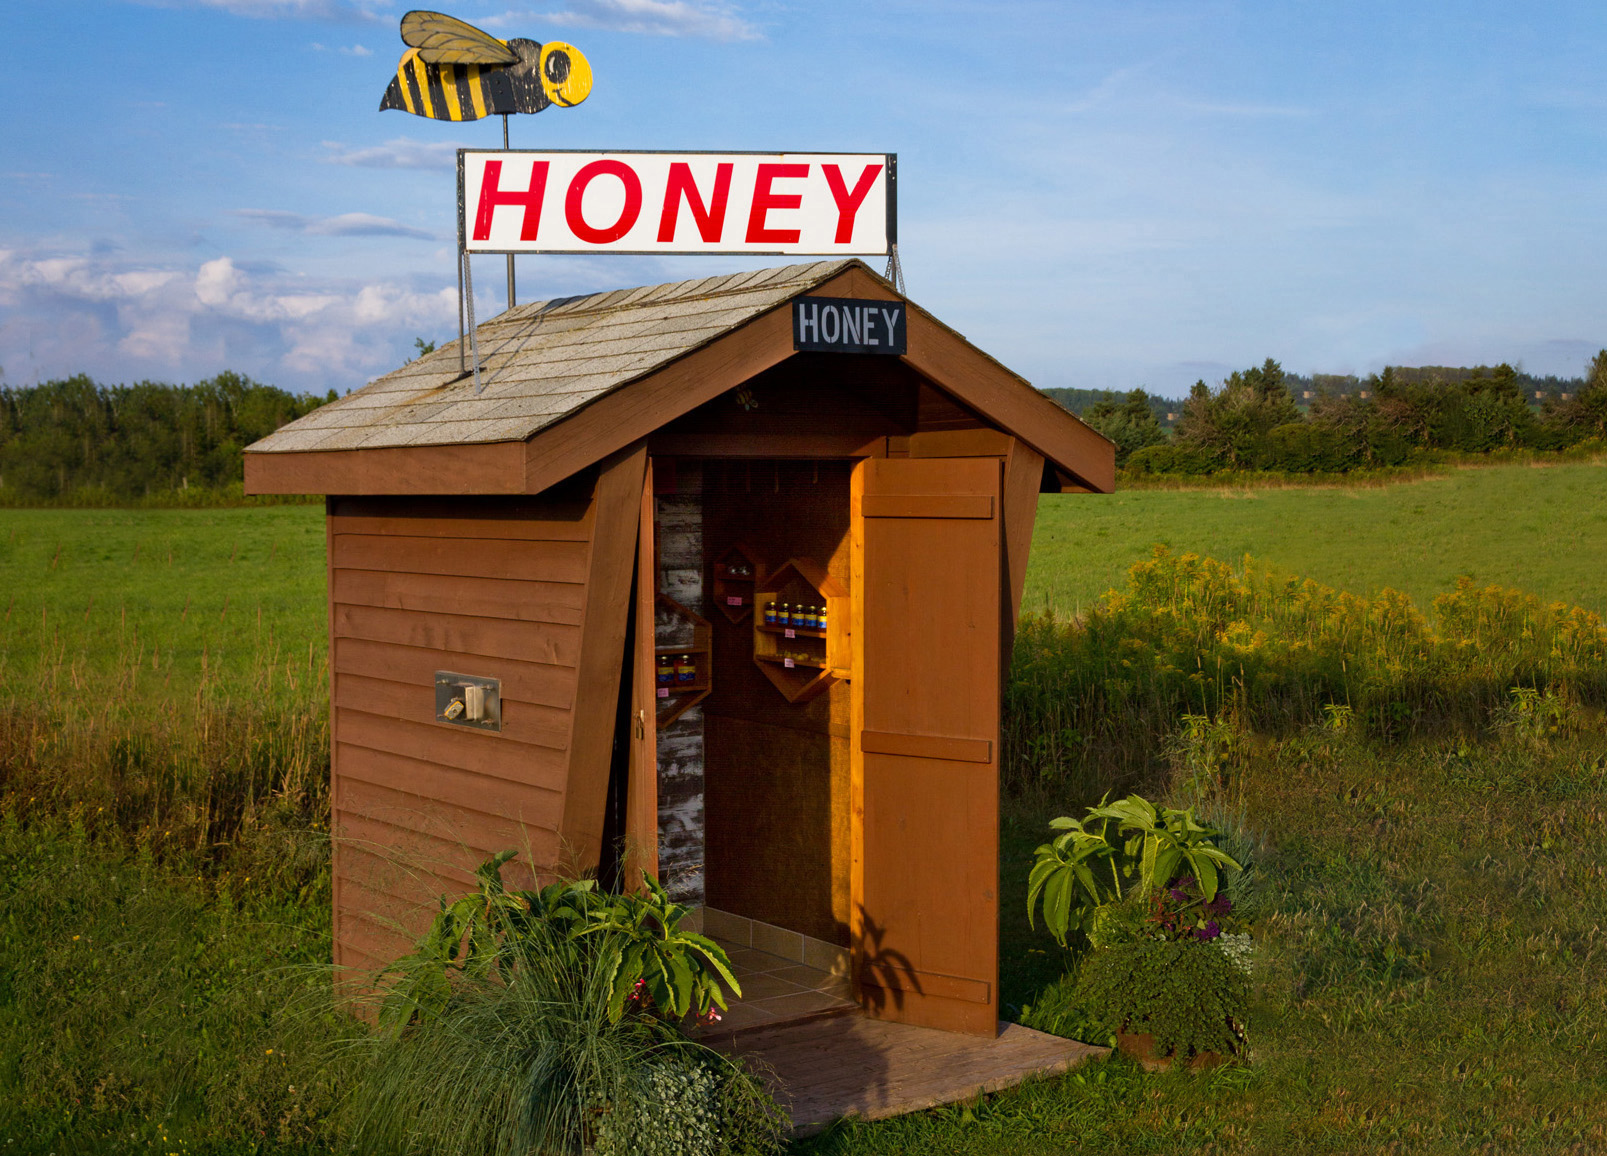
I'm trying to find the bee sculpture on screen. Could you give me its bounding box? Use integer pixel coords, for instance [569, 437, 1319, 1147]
[379, 10, 592, 121]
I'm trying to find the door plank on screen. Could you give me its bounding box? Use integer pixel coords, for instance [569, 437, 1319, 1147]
[853, 456, 1001, 1036]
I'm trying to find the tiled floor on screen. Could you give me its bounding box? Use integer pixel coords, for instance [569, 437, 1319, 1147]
[695, 936, 857, 1036]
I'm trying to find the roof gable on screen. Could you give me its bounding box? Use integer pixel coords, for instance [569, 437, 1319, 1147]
[244, 260, 1116, 494]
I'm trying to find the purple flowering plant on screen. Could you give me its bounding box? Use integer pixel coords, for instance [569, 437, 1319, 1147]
[1148, 874, 1240, 943]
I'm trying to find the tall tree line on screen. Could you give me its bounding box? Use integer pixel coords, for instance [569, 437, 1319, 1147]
[1055, 352, 1607, 473]
[0, 373, 334, 501]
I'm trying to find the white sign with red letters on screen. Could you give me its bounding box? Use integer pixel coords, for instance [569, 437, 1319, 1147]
[458, 151, 894, 255]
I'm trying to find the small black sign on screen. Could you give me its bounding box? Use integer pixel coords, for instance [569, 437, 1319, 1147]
[793, 296, 906, 355]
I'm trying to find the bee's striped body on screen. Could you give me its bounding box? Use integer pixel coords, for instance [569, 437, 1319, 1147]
[382, 42, 543, 120]
[379, 24, 590, 122]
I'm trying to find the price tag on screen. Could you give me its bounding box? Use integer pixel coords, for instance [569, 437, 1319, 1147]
[657, 687, 669, 698]
[726, 596, 743, 606]
[783, 657, 795, 668]
[784, 628, 796, 638]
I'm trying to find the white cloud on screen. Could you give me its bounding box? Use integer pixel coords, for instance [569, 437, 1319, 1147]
[485, 0, 759, 41]
[0, 247, 456, 390]
[234, 208, 436, 239]
[322, 137, 464, 169]
[131, 0, 392, 22]
[340, 43, 373, 55]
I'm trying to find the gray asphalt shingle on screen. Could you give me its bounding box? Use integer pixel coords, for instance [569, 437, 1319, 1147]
[249, 260, 855, 453]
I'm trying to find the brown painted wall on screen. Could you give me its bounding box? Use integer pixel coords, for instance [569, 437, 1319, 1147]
[700, 458, 855, 946]
[326, 483, 597, 975]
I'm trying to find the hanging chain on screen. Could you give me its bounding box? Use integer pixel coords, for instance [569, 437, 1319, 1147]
[463, 250, 483, 395]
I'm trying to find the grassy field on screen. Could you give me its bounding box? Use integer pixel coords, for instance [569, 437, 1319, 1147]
[1026, 459, 1607, 616]
[0, 505, 327, 697]
[4, 463, 1607, 1154]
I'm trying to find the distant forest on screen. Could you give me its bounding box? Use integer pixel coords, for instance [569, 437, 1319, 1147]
[0, 373, 333, 503]
[1047, 353, 1607, 474]
[3, 353, 1605, 504]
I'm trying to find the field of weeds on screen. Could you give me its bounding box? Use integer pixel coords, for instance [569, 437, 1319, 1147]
[2, 472, 1606, 1154]
[1026, 457, 1607, 615]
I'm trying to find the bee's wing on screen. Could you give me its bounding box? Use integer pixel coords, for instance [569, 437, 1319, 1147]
[400, 10, 518, 65]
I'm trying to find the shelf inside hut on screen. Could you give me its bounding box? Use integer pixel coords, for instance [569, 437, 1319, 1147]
[654, 593, 713, 726]
[752, 557, 850, 703]
[711, 543, 763, 623]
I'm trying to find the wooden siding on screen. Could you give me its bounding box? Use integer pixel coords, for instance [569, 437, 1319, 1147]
[328, 487, 602, 975]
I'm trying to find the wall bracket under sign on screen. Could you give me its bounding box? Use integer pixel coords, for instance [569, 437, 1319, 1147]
[457, 150, 896, 256]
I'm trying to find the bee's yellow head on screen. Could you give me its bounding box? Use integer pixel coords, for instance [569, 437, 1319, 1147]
[539, 41, 592, 107]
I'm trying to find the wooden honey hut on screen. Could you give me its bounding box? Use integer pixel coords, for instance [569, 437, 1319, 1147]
[244, 259, 1113, 1037]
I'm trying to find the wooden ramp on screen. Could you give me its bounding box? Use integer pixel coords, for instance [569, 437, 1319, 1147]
[717, 1015, 1108, 1137]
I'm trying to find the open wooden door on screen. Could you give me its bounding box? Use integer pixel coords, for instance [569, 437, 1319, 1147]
[851, 456, 1001, 1035]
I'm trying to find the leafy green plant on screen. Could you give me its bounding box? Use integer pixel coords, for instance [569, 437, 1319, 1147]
[354, 853, 775, 1156]
[1493, 685, 1574, 744]
[1026, 794, 1242, 948]
[1024, 812, 1122, 945]
[1087, 795, 1242, 901]
[576, 872, 740, 1023]
[1079, 935, 1250, 1061]
[348, 911, 780, 1156]
[380, 854, 740, 1035]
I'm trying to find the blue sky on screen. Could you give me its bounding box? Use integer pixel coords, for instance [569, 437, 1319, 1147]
[3, 0, 1604, 397]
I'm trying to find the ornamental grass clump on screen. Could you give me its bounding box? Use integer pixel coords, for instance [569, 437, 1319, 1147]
[343, 852, 784, 1156]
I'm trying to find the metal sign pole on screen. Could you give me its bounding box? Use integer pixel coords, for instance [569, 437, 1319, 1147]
[502, 114, 516, 309]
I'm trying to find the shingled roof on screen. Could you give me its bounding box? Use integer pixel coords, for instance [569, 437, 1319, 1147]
[249, 260, 857, 454]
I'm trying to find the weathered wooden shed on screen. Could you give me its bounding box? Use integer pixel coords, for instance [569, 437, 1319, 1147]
[245, 259, 1113, 1036]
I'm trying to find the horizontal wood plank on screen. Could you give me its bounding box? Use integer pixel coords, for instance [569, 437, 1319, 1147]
[861, 730, 992, 764]
[332, 568, 586, 627]
[338, 838, 479, 900]
[334, 637, 576, 710]
[907, 429, 1015, 457]
[337, 740, 565, 827]
[340, 776, 562, 863]
[334, 672, 570, 751]
[244, 439, 529, 496]
[860, 495, 994, 520]
[648, 433, 891, 459]
[332, 534, 591, 584]
[332, 513, 591, 542]
[335, 808, 550, 884]
[335, 913, 416, 975]
[336, 707, 569, 788]
[333, 603, 581, 668]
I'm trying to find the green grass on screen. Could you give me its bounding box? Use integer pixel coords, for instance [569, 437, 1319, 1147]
[1026, 459, 1607, 617]
[0, 505, 327, 698]
[0, 814, 354, 1154]
[806, 726, 1607, 1154]
[6, 466, 1607, 1153]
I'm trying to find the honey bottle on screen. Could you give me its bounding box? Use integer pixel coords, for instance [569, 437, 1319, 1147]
[676, 654, 695, 685]
[764, 599, 777, 627]
[657, 653, 674, 686]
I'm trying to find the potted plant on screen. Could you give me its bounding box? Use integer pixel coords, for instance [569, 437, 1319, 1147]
[1026, 795, 1252, 1070]
[1080, 875, 1251, 1069]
